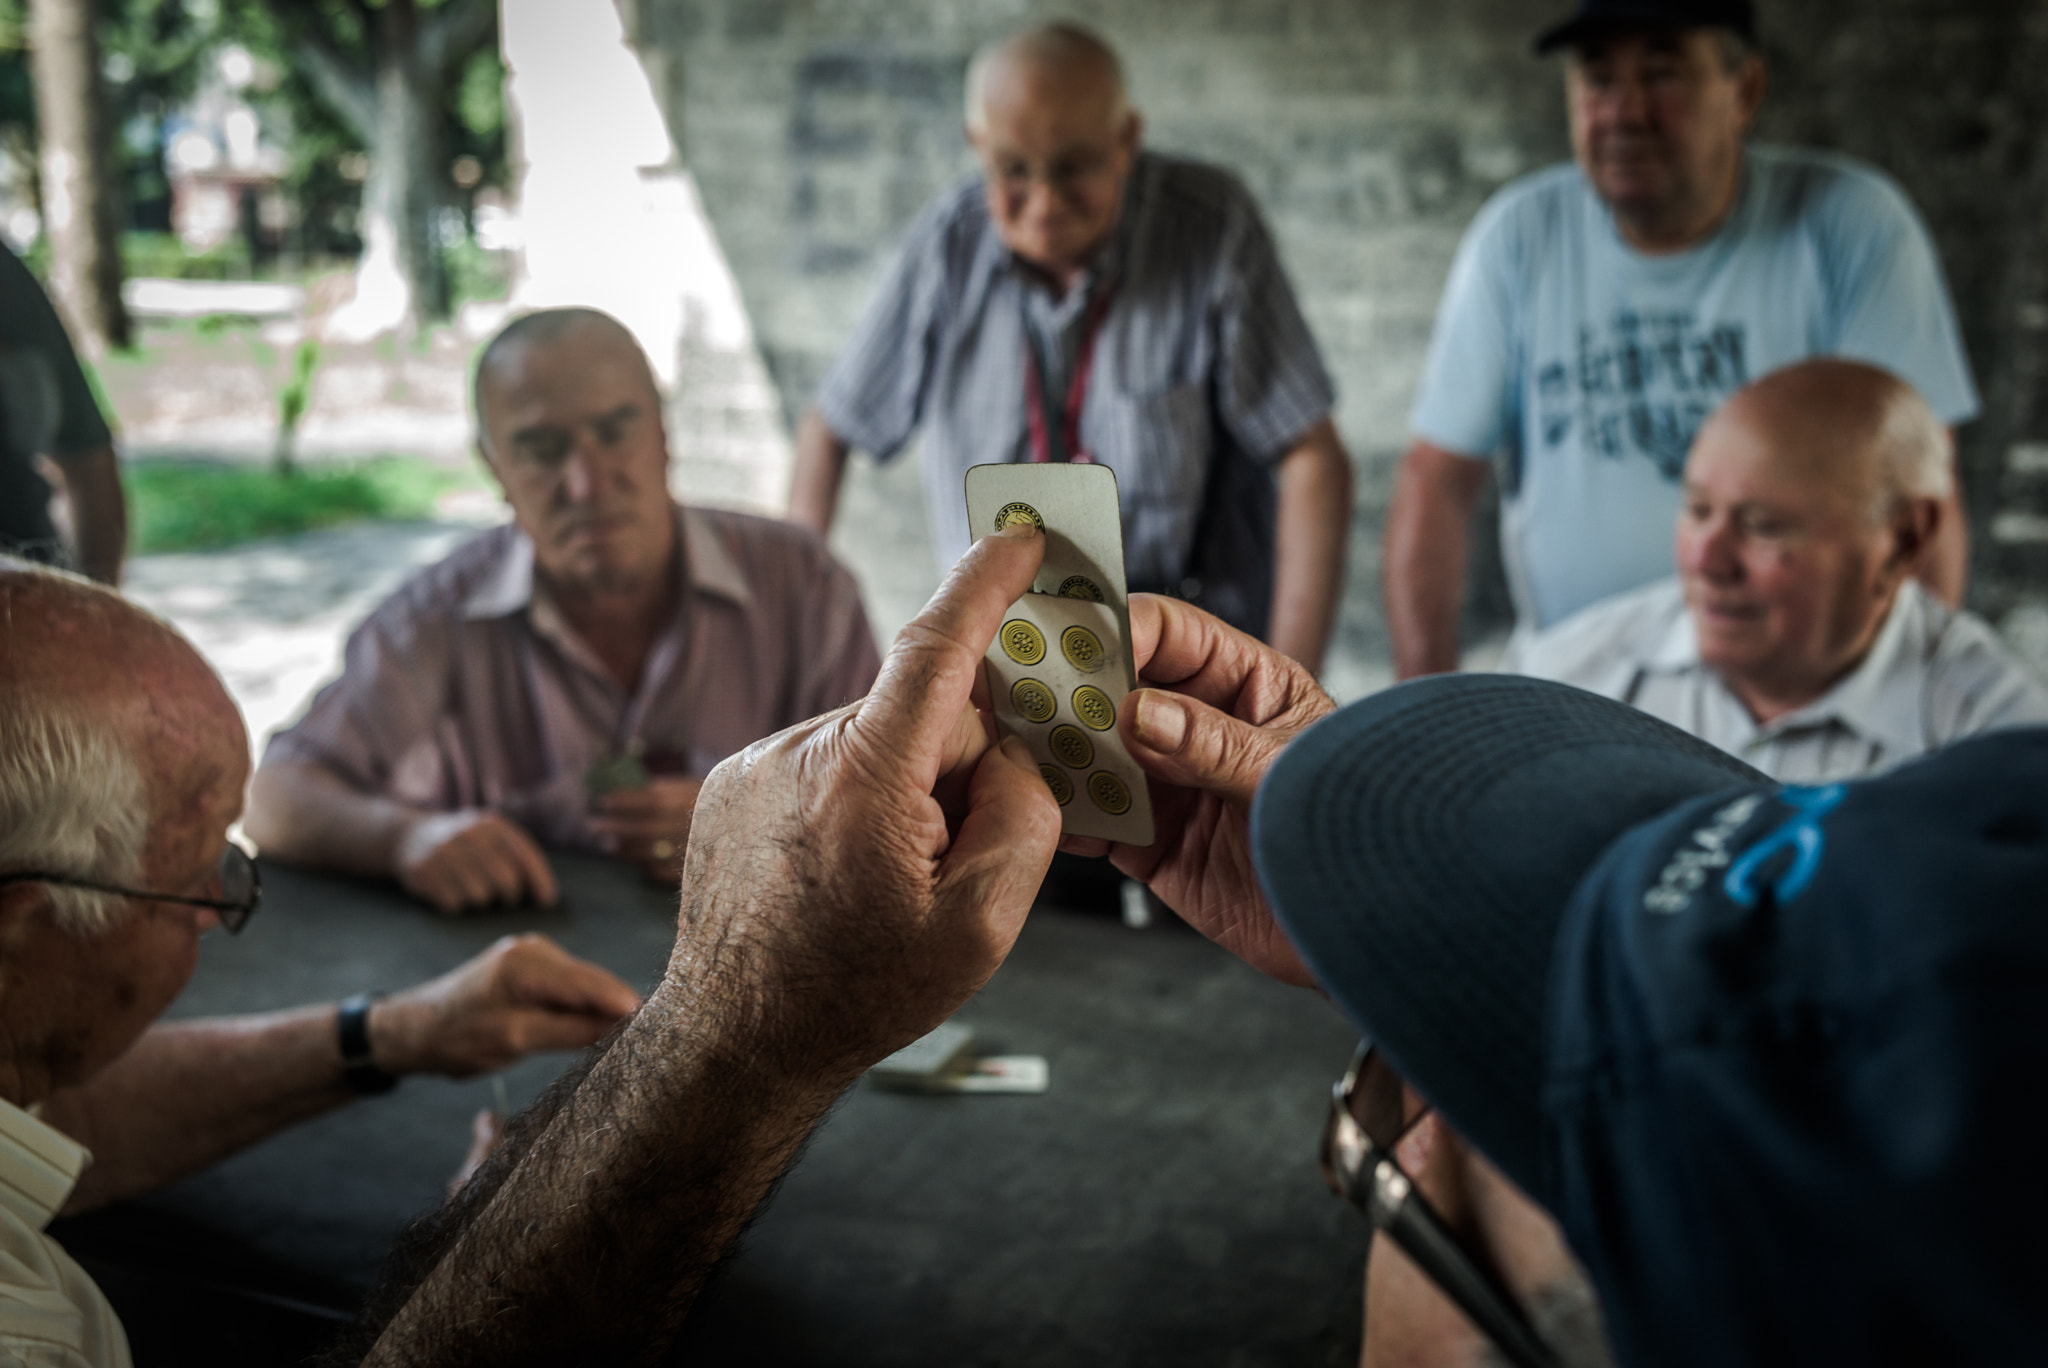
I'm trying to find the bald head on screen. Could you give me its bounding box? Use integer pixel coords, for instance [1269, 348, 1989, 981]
[0, 559, 248, 932]
[1699, 359, 1952, 520]
[1677, 361, 1952, 721]
[0, 557, 245, 892]
[469, 308, 678, 600]
[0, 559, 237, 745]
[962, 24, 1141, 284]
[472, 308, 657, 453]
[964, 24, 1128, 136]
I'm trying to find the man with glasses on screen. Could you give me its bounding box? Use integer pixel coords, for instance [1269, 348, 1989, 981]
[787, 22, 1353, 674]
[0, 557, 642, 1367]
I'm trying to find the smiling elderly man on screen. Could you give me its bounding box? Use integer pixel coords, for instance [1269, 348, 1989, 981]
[246, 308, 880, 912]
[0, 559, 640, 1366]
[1508, 360, 2048, 780]
[787, 22, 1351, 671]
[1384, 0, 1978, 680]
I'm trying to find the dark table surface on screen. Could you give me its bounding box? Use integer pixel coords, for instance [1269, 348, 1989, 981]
[66, 856, 1367, 1366]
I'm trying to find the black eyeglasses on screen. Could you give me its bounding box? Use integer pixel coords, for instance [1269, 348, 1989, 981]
[0, 843, 262, 935]
[1322, 1042, 1559, 1368]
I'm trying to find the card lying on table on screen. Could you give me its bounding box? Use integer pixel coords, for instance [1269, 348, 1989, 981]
[966, 463, 1155, 846]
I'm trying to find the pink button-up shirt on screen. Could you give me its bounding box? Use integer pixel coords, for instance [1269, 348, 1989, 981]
[264, 504, 881, 851]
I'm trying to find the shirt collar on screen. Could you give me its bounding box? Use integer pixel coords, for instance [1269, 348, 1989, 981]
[1648, 581, 1928, 753]
[461, 526, 537, 620]
[678, 504, 752, 609]
[461, 503, 751, 621]
[0, 1098, 89, 1233]
[1755, 582, 1927, 755]
[1644, 593, 1702, 672]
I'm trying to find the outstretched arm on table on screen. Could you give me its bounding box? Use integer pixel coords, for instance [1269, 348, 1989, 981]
[354, 525, 1062, 1368]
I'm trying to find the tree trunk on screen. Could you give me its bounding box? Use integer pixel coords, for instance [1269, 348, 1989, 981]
[328, 0, 448, 339]
[376, 4, 447, 325]
[28, 0, 129, 355]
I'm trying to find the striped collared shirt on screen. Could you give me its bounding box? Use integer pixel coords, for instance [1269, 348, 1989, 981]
[1505, 578, 2048, 783]
[0, 1098, 129, 1367]
[263, 505, 880, 851]
[815, 151, 1335, 638]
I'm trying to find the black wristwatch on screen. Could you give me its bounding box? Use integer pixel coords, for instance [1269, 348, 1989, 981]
[337, 992, 400, 1096]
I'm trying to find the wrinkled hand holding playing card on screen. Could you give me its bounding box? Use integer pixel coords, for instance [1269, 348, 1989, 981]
[966, 463, 1156, 846]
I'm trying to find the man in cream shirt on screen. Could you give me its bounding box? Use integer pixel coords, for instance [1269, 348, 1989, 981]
[0, 1104, 125, 1365]
[0, 559, 642, 1365]
[1509, 360, 2048, 781]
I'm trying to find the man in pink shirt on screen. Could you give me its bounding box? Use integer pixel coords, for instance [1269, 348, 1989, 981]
[247, 309, 881, 913]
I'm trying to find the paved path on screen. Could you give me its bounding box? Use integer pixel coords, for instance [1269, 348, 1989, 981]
[126, 519, 490, 753]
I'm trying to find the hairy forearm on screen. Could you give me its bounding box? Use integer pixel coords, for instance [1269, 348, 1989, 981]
[315, 1039, 607, 1368]
[43, 1009, 351, 1211]
[1266, 419, 1352, 675]
[362, 961, 855, 1365]
[1384, 442, 1488, 680]
[245, 759, 418, 876]
[787, 409, 851, 535]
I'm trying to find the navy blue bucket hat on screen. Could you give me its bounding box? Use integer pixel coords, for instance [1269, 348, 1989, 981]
[1254, 674, 2048, 1366]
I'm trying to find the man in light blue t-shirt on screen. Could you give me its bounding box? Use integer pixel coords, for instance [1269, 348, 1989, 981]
[1383, 0, 1977, 679]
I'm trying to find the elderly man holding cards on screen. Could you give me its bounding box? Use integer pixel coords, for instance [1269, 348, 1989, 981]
[320, 508, 2048, 1368]
[246, 309, 880, 912]
[787, 21, 1353, 675]
[329, 519, 1320, 1363]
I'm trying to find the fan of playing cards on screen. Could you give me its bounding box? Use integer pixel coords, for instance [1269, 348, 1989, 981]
[966, 463, 1156, 847]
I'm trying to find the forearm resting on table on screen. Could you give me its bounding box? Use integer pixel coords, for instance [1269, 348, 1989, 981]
[361, 974, 855, 1366]
[1384, 439, 1490, 680]
[244, 758, 424, 875]
[1267, 417, 1353, 676]
[42, 1009, 353, 1212]
[787, 409, 852, 535]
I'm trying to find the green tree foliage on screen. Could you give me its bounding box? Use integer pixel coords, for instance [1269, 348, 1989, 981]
[0, 0, 206, 233]
[0, 0, 505, 293]
[217, 0, 498, 323]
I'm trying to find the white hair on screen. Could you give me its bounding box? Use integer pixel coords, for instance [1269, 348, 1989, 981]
[1872, 380, 1954, 510]
[0, 698, 150, 936]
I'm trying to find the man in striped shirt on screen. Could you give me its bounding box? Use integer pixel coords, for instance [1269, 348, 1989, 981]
[788, 22, 1352, 673]
[248, 310, 880, 913]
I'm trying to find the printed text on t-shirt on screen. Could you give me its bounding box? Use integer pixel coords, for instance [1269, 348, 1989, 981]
[1536, 312, 1750, 480]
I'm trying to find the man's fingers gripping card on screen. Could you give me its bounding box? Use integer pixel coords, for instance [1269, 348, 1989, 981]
[967, 464, 1155, 845]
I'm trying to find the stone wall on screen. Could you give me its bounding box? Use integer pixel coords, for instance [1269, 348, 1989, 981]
[1762, 2, 2048, 642]
[624, 0, 2048, 684]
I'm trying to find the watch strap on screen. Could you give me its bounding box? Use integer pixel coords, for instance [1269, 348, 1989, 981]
[337, 992, 400, 1096]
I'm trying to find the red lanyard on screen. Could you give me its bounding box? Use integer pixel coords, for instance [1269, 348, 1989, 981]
[1023, 287, 1115, 464]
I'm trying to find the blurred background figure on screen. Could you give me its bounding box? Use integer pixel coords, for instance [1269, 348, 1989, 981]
[246, 309, 878, 913]
[1384, 0, 1978, 680]
[0, 241, 125, 583]
[1510, 360, 2048, 780]
[0, 557, 639, 1367]
[787, 22, 1352, 676]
